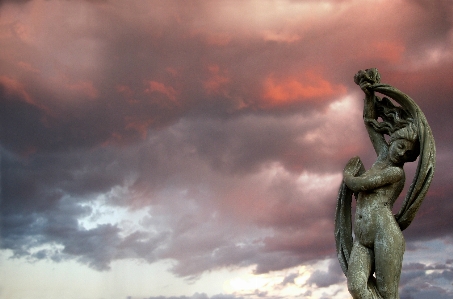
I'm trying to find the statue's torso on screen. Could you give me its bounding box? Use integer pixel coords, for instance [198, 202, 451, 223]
[354, 161, 405, 248]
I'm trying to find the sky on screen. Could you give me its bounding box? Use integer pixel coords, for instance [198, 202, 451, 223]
[1, 0, 453, 299]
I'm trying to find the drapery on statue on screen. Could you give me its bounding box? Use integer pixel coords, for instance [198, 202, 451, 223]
[335, 68, 436, 299]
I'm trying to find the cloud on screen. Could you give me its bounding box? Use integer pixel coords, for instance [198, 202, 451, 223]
[143, 293, 244, 299]
[305, 259, 344, 288]
[1, 0, 453, 290]
[0, 108, 356, 275]
[0, 0, 31, 5]
[400, 260, 453, 299]
[281, 272, 299, 286]
[261, 70, 347, 107]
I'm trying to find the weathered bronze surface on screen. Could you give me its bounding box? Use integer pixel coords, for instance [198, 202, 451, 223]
[335, 68, 436, 299]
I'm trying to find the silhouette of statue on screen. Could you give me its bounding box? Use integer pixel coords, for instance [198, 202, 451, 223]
[335, 68, 436, 299]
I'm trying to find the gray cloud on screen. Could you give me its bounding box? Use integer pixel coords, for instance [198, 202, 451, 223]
[144, 293, 244, 299]
[400, 261, 453, 299]
[305, 259, 344, 288]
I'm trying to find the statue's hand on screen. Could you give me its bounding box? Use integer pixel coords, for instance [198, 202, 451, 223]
[359, 81, 373, 96]
[354, 70, 368, 85]
[354, 68, 380, 85]
[343, 156, 365, 177]
[355, 69, 381, 96]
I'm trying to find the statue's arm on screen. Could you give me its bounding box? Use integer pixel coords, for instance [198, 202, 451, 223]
[361, 83, 388, 156]
[343, 167, 403, 192]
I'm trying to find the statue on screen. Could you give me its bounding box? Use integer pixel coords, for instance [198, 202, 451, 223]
[335, 68, 436, 299]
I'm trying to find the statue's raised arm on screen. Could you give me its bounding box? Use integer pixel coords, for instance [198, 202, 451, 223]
[354, 68, 388, 158]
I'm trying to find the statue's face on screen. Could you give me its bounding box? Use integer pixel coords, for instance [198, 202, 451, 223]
[389, 139, 415, 165]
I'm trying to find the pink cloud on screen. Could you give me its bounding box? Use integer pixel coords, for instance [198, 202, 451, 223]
[145, 80, 178, 103]
[261, 71, 347, 107]
[66, 80, 99, 99]
[0, 75, 34, 105]
[202, 64, 230, 96]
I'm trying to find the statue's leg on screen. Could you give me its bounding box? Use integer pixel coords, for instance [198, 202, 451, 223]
[347, 241, 375, 299]
[374, 227, 405, 299]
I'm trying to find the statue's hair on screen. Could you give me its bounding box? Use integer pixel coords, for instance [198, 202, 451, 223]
[369, 97, 413, 133]
[389, 122, 418, 143]
[367, 96, 421, 162]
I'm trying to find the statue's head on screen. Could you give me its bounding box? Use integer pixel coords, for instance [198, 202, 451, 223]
[389, 123, 420, 163]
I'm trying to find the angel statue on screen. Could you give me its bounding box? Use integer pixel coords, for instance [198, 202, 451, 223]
[335, 68, 436, 299]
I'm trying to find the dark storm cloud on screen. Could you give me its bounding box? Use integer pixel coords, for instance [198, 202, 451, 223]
[400, 261, 453, 299]
[1, 0, 453, 283]
[0, 112, 352, 275]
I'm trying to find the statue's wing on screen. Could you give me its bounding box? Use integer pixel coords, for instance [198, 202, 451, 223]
[373, 84, 436, 231]
[335, 181, 353, 275]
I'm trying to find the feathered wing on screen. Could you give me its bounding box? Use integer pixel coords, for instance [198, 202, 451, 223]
[373, 84, 436, 231]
